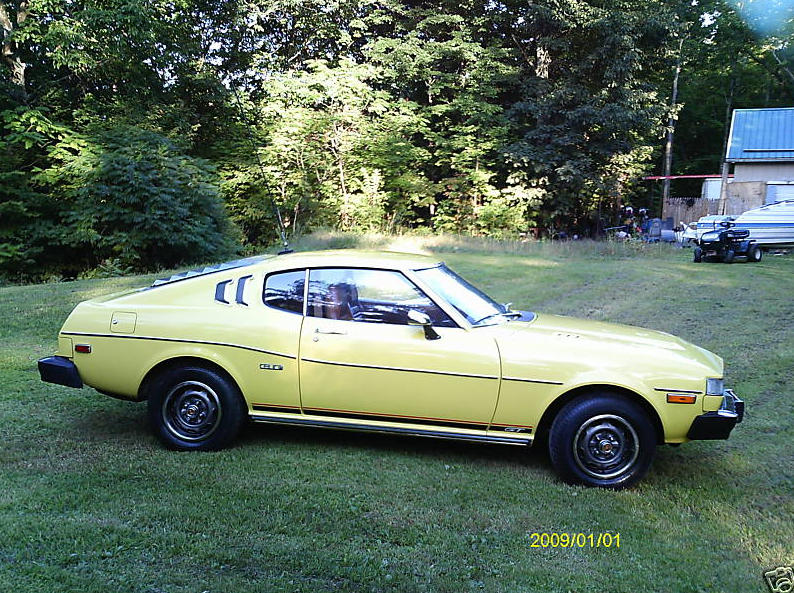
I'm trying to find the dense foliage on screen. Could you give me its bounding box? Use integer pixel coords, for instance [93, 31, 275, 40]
[1, 0, 792, 278]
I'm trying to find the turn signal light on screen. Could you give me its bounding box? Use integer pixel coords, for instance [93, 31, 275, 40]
[74, 344, 92, 354]
[667, 393, 696, 404]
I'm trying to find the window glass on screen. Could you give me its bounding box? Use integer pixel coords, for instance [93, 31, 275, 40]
[263, 270, 305, 314]
[414, 265, 506, 326]
[307, 268, 454, 326]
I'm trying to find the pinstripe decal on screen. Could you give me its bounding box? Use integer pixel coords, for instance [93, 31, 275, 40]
[502, 376, 563, 385]
[59, 332, 296, 360]
[248, 403, 533, 433]
[301, 356, 498, 380]
[248, 414, 532, 446]
[654, 387, 701, 394]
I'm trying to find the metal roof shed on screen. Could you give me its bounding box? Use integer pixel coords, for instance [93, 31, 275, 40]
[727, 107, 794, 163]
[718, 107, 794, 211]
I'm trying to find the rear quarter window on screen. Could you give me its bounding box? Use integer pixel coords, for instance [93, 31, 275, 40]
[263, 270, 305, 314]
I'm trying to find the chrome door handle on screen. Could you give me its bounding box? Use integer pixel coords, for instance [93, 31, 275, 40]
[315, 328, 347, 335]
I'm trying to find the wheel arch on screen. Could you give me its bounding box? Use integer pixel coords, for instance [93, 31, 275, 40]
[536, 384, 664, 444]
[137, 356, 241, 402]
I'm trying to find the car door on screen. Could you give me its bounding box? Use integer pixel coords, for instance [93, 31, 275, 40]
[242, 268, 307, 413]
[298, 267, 501, 432]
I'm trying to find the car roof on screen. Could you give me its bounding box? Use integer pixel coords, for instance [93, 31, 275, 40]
[264, 249, 442, 271]
[147, 250, 444, 291]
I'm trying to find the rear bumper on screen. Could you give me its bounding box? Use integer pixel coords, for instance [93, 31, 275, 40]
[687, 389, 744, 440]
[38, 356, 83, 389]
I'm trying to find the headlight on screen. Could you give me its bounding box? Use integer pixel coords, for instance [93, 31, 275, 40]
[706, 378, 724, 395]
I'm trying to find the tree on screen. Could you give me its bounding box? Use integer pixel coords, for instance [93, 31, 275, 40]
[38, 126, 238, 271]
[503, 0, 669, 234]
[218, 59, 430, 244]
[0, 0, 28, 102]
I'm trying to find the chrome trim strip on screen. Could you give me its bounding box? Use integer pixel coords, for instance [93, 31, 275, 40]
[302, 268, 309, 317]
[302, 406, 489, 431]
[502, 376, 564, 385]
[59, 332, 297, 360]
[300, 357, 498, 380]
[654, 387, 702, 394]
[249, 414, 531, 445]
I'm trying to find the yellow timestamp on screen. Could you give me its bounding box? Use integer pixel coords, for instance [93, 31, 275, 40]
[528, 532, 621, 548]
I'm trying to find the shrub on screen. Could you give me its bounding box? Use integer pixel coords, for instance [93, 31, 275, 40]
[44, 126, 239, 271]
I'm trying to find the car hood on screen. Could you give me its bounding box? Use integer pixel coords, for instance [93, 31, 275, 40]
[492, 313, 723, 383]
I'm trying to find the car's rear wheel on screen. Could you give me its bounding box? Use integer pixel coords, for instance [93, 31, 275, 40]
[147, 365, 246, 451]
[693, 247, 702, 263]
[548, 394, 656, 489]
[747, 244, 762, 263]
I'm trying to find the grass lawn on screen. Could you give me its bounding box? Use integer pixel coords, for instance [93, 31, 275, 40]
[1, 235, 792, 592]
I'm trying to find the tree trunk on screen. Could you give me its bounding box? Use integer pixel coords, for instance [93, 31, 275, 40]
[330, 124, 351, 230]
[662, 37, 684, 202]
[718, 59, 737, 216]
[534, 40, 551, 131]
[771, 49, 794, 100]
[0, 0, 29, 103]
[536, 43, 550, 79]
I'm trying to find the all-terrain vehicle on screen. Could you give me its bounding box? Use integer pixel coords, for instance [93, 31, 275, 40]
[693, 224, 762, 264]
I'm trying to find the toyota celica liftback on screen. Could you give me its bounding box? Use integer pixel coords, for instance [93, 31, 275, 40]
[38, 250, 744, 489]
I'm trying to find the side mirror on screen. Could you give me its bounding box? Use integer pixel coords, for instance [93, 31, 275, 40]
[407, 310, 441, 340]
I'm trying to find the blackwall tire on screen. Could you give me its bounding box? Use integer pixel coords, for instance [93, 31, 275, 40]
[147, 365, 246, 451]
[548, 393, 656, 489]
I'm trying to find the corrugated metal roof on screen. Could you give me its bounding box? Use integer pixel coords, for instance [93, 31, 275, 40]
[727, 107, 794, 162]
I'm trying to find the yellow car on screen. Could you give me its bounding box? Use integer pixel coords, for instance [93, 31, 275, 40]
[38, 250, 743, 488]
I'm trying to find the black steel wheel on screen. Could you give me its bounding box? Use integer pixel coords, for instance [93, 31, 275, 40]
[548, 393, 656, 489]
[747, 244, 762, 263]
[693, 247, 702, 263]
[147, 365, 246, 451]
[724, 249, 735, 264]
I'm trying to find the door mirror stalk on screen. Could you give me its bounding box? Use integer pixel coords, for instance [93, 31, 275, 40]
[407, 310, 441, 340]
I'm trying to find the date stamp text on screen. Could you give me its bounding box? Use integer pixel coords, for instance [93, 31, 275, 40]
[528, 532, 621, 548]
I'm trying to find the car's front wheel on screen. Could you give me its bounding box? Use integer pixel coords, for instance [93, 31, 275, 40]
[548, 394, 656, 489]
[147, 365, 246, 451]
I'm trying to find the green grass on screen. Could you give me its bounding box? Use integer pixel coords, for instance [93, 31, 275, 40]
[2, 235, 792, 592]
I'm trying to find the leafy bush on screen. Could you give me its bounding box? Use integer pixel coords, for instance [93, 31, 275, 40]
[41, 126, 239, 271]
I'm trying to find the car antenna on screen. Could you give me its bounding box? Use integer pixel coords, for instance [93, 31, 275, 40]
[230, 86, 293, 255]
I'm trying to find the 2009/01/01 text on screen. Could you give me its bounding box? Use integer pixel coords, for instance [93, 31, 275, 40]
[528, 533, 621, 548]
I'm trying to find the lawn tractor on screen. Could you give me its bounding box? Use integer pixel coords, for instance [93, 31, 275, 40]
[693, 225, 762, 264]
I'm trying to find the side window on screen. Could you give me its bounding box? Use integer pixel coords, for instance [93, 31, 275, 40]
[263, 270, 305, 314]
[307, 268, 455, 326]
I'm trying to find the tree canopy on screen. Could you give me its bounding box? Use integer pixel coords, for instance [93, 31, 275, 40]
[1, 0, 792, 278]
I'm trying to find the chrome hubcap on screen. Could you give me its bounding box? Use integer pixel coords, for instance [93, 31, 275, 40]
[573, 414, 639, 479]
[162, 381, 222, 442]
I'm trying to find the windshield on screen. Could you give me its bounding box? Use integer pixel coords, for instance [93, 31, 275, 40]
[414, 264, 508, 326]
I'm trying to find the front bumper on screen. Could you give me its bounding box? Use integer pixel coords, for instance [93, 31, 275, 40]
[687, 389, 744, 440]
[38, 356, 83, 389]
